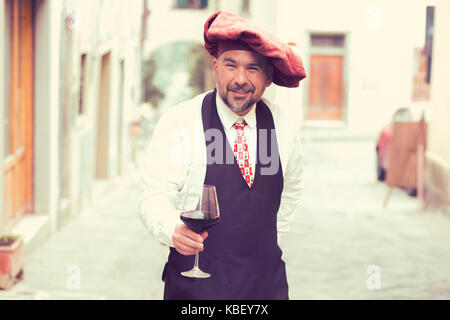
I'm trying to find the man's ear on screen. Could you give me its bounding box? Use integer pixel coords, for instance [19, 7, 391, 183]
[265, 65, 274, 87]
[212, 58, 218, 82]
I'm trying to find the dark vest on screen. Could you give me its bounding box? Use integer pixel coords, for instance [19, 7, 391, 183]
[162, 90, 288, 300]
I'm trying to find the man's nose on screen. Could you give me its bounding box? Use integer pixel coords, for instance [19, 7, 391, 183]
[234, 68, 248, 85]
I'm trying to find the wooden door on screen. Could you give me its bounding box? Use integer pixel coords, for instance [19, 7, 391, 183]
[95, 52, 111, 179]
[3, 0, 34, 232]
[307, 55, 344, 120]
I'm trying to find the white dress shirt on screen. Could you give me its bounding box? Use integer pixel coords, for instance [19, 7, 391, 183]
[139, 91, 304, 251]
[215, 94, 257, 180]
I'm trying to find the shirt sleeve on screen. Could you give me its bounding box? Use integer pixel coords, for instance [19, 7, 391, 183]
[139, 112, 189, 247]
[277, 126, 304, 244]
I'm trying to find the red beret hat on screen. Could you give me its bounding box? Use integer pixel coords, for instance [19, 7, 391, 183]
[204, 11, 306, 88]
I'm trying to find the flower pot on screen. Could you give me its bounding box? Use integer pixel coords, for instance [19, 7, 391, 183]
[0, 235, 24, 290]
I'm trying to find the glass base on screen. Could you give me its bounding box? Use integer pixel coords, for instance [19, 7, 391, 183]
[180, 267, 211, 279]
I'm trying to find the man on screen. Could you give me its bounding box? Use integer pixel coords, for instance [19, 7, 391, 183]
[140, 11, 306, 300]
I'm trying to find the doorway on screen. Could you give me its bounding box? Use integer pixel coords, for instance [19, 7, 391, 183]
[2, 0, 34, 231]
[306, 33, 347, 121]
[307, 54, 344, 120]
[95, 52, 111, 179]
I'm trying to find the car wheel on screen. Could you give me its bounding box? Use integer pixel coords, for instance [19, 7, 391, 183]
[376, 151, 386, 181]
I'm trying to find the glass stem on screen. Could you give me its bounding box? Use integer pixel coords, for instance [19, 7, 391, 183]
[194, 252, 200, 270]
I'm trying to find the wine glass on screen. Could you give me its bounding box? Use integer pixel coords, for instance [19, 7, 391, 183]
[179, 184, 220, 278]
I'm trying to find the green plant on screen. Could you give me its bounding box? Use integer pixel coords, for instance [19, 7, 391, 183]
[0, 235, 18, 246]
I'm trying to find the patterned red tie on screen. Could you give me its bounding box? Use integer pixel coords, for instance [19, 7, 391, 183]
[233, 119, 254, 188]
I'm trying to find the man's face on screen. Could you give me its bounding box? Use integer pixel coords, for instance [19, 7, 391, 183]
[212, 50, 273, 116]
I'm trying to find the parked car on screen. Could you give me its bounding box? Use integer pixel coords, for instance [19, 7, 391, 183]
[375, 103, 430, 183]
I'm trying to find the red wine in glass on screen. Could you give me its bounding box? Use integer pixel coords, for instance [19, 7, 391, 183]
[179, 184, 220, 278]
[180, 210, 219, 233]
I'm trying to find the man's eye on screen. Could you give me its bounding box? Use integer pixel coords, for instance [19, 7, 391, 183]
[225, 64, 236, 68]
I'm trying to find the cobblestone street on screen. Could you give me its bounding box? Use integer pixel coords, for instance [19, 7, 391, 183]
[285, 139, 450, 299]
[1, 139, 449, 300]
[2, 0, 450, 305]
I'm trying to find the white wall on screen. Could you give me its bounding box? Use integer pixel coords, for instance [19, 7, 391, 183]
[54, 0, 144, 216]
[95, 1, 143, 180]
[429, 0, 450, 161]
[272, 0, 428, 136]
[146, 1, 211, 54]
[34, 0, 63, 232]
[145, 0, 428, 137]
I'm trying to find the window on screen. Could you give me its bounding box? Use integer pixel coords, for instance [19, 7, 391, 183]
[311, 34, 345, 48]
[79, 54, 87, 115]
[175, 0, 208, 9]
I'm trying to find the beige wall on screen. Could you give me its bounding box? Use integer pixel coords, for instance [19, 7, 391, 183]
[34, 0, 63, 232]
[146, 1, 211, 53]
[0, 0, 143, 235]
[425, 0, 450, 211]
[272, 0, 428, 135]
[57, 0, 144, 218]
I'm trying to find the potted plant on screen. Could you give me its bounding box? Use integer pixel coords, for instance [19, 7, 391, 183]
[0, 235, 24, 290]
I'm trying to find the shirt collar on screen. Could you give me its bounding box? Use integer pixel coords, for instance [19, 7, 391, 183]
[216, 93, 257, 129]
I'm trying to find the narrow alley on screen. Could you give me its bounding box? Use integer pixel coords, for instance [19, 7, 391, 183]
[285, 139, 450, 299]
[1, 138, 449, 300]
[1, 0, 450, 303]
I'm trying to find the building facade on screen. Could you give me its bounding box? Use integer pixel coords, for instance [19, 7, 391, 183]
[146, 0, 431, 137]
[271, 0, 431, 136]
[425, 0, 450, 213]
[3, 0, 445, 250]
[1, 0, 146, 248]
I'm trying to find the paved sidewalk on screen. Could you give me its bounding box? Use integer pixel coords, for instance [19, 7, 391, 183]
[0, 170, 168, 300]
[284, 141, 450, 300]
[1, 140, 449, 300]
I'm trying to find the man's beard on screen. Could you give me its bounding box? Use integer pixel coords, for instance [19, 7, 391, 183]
[218, 83, 263, 114]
